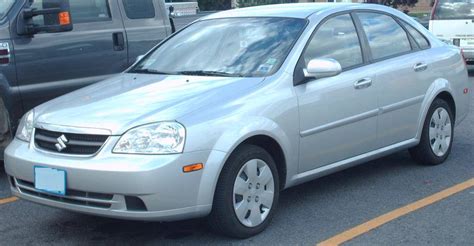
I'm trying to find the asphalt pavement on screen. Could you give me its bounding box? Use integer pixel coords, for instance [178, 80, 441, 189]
[0, 75, 472, 245]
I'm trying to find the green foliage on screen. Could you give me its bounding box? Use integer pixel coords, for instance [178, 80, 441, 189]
[369, 0, 419, 12]
[237, 0, 297, 8]
[197, 0, 231, 11]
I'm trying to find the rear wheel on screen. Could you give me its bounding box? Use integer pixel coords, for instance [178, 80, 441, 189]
[409, 98, 454, 165]
[208, 144, 279, 238]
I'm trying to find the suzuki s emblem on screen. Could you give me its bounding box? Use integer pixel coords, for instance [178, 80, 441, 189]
[55, 135, 69, 152]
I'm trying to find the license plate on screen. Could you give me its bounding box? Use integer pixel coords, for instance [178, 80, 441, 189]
[460, 38, 474, 46]
[34, 166, 66, 196]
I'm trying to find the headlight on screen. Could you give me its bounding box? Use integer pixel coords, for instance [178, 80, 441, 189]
[113, 122, 186, 154]
[16, 110, 34, 142]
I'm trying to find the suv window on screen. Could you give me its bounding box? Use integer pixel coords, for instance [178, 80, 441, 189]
[304, 14, 363, 70]
[433, 0, 474, 20]
[400, 21, 430, 49]
[357, 12, 412, 60]
[122, 0, 155, 19]
[31, 0, 111, 24]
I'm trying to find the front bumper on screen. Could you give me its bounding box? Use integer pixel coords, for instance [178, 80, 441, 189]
[4, 137, 227, 221]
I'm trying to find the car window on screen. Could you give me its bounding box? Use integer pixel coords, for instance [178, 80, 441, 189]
[357, 12, 412, 60]
[31, 0, 111, 24]
[433, 0, 474, 20]
[400, 21, 430, 49]
[304, 14, 363, 70]
[122, 0, 155, 19]
[0, 0, 15, 20]
[132, 17, 307, 77]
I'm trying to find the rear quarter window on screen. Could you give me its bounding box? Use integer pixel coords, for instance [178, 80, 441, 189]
[400, 21, 430, 49]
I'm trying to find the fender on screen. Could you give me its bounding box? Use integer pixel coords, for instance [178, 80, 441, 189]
[194, 116, 298, 207]
[415, 78, 455, 141]
[214, 117, 296, 180]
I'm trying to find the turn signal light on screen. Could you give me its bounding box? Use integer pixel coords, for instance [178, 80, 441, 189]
[58, 11, 71, 25]
[183, 163, 204, 173]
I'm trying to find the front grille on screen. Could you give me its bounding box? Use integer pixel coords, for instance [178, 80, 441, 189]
[16, 179, 114, 209]
[34, 128, 108, 155]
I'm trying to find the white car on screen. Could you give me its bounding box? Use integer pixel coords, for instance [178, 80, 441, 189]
[430, 0, 474, 69]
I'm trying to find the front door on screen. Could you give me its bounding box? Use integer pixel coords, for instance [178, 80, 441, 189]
[295, 14, 378, 173]
[12, 0, 128, 111]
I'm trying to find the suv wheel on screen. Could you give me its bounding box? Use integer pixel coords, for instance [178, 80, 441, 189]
[409, 98, 454, 165]
[209, 144, 279, 238]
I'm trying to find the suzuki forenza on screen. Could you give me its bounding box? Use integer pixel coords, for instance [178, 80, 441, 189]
[5, 3, 471, 238]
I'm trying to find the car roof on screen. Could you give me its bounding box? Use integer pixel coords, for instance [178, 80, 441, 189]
[203, 3, 360, 19]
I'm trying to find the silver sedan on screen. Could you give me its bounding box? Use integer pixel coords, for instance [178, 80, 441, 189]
[5, 3, 471, 238]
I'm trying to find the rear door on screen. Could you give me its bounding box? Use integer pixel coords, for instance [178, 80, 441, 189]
[12, 0, 128, 110]
[118, 0, 170, 66]
[355, 12, 431, 148]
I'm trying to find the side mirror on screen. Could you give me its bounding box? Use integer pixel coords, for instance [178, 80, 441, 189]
[303, 58, 342, 79]
[17, 0, 73, 36]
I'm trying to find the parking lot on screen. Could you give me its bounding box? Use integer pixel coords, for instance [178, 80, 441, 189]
[0, 74, 473, 245]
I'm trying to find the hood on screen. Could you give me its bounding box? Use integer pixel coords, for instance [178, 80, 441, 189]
[35, 73, 264, 135]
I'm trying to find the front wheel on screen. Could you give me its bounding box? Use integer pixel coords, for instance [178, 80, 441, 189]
[208, 144, 279, 238]
[409, 98, 454, 165]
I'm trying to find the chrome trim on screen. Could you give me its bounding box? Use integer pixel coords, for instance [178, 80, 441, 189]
[32, 128, 111, 158]
[35, 122, 112, 135]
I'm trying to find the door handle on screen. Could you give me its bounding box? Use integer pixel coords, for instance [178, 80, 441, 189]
[354, 78, 372, 89]
[413, 63, 428, 72]
[112, 32, 125, 51]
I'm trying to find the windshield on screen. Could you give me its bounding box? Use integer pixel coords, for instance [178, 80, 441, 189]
[0, 0, 15, 20]
[131, 17, 307, 77]
[434, 0, 474, 20]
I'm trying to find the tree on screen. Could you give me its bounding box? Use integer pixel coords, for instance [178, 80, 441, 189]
[197, 0, 231, 11]
[237, 0, 297, 8]
[368, 0, 419, 13]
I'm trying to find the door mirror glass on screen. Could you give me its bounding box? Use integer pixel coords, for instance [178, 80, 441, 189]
[17, 0, 73, 36]
[304, 58, 342, 79]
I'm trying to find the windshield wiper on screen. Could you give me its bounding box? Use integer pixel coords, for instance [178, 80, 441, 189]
[130, 68, 174, 75]
[176, 70, 244, 77]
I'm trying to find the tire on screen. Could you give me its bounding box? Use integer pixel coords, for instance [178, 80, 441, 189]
[409, 98, 454, 165]
[208, 144, 280, 238]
